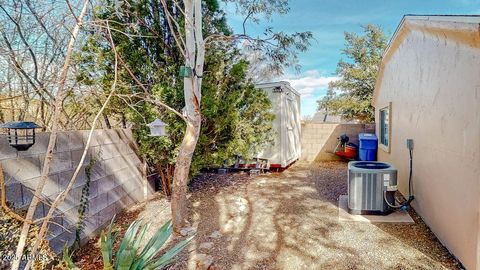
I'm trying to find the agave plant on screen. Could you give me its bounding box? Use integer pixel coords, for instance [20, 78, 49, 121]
[61, 246, 80, 270]
[63, 218, 193, 270]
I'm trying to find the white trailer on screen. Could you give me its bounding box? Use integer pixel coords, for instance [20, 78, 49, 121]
[256, 81, 301, 168]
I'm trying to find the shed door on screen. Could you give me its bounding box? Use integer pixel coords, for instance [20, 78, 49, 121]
[285, 96, 298, 163]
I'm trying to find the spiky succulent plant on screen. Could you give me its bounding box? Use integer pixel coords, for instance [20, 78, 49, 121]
[63, 218, 192, 270]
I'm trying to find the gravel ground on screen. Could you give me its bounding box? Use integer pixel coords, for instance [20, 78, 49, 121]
[74, 161, 463, 270]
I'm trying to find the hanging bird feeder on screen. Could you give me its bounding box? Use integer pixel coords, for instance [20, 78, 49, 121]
[0, 121, 41, 151]
[147, 118, 167, 137]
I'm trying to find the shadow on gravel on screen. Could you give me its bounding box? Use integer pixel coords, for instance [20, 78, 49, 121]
[184, 161, 461, 269]
[186, 163, 366, 269]
[78, 161, 462, 270]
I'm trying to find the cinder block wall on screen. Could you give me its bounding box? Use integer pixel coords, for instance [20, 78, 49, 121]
[1, 129, 153, 253]
[300, 123, 375, 162]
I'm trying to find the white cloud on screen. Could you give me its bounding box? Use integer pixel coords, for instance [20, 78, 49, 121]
[275, 70, 341, 118]
[282, 70, 339, 98]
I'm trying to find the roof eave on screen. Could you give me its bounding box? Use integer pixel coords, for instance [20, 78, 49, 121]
[256, 81, 301, 97]
[372, 15, 480, 105]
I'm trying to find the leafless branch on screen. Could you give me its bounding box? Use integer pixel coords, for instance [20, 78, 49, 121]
[160, 0, 187, 58]
[12, 1, 91, 269]
[27, 22, 119, 269]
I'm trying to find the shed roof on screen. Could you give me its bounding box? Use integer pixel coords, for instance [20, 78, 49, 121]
[373, 15, 480, 104]
[256, 81, 301, 97]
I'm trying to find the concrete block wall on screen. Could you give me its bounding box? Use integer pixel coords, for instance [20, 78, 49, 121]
[1, 129, 153, 253]
[300, 123, 375, 162]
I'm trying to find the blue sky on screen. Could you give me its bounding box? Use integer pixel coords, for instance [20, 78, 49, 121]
[223, 0, 480, 118]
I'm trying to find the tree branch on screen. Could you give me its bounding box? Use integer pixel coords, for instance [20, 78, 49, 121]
[242, 9, 253, 35]
[0, 4, 40, 84]
[24, 19, 119, 270]
[160, 0, 187, 59]
[114, 50, 187, 122]
[11, 1, 90, 269]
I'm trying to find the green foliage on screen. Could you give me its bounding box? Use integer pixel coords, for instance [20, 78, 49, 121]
[319, 24, 388, 122]
[100, 218, 116, 270]
[61, 246, 80, 270]
[225, 0, 290, 22]
[132, 49, 275, 179]
[194, 57, 275, 171]
[76, 1, 275, 193]
[63, 218, 192, 270]
[225, 0, 313, 76]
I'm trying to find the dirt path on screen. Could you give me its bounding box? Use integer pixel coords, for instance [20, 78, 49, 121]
[75, 162, 462, 270]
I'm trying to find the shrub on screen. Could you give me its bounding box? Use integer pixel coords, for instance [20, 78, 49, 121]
[62, 218, 192, 270]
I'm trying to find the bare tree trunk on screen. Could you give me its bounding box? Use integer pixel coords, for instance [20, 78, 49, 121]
[171, 114, 201, 232]
[142, 158, 148, 200]
[11, 2, 89, 269]
[170, 0, 205, 234]
[26, 81, 117, 269]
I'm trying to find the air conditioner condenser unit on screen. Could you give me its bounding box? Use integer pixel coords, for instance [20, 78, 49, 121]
[347, 161, 397, 215]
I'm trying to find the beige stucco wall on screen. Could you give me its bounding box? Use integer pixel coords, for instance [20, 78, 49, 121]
[374, 25, 480, 269]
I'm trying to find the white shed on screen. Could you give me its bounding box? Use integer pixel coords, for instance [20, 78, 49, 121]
[256, 81, 301, 168]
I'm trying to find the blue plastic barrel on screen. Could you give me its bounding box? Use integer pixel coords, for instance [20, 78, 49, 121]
[358, 133, 378, 161]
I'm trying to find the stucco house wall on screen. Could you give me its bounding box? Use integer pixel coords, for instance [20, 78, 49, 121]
[373, 16, 480, 270]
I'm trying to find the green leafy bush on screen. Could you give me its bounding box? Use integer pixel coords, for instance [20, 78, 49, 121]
[75, 1, 275, 195]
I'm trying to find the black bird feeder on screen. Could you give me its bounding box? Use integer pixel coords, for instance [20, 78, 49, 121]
[0, 121, 41, 151]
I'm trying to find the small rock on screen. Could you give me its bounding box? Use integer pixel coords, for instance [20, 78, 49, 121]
[209, 230, 223, 239]
[199, 241, 214, 250]
[193, 201, 201, 207]
[235, 198, 248, 212]
[180, 226, 197, 236]
[222, 219, 235, 232]
[193, 253, 214, 270]
[249, 169, 260, 176]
